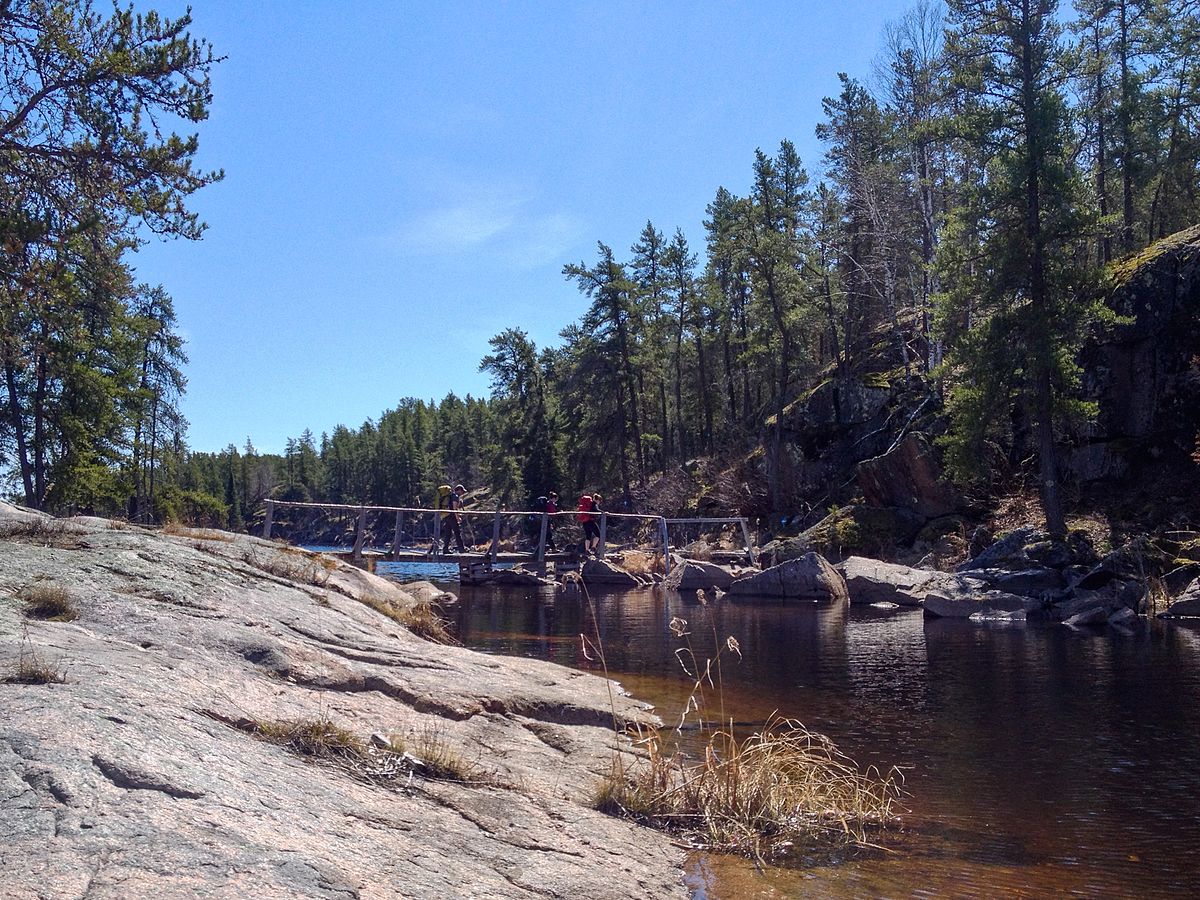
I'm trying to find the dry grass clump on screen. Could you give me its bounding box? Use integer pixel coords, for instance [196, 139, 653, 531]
[241, 545, 334, 586]
[1, 644, 68, 685]
[386, 726, 485, 783]
[163, 522, 235, 542]
[232, 714, 486, 787]
[22, 583, 79, 622]
[593, 718, 902, 859]
[356, 590, 455, 644]
[0, 517, 86, 548]
[587, 610, 902, 862]
[618, 550, 665, 576]
[252, 717, 366, 761]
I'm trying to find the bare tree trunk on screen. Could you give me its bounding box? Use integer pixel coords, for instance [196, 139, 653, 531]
[3, 351, 35, 506]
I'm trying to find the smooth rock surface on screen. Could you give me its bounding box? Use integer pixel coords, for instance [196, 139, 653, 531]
[839, 556, 982, 607]
[661, 560, 735, 592]
[0, 510, 685, 899]
[923, 589, 1036, 618]
[727, 553, 848, 602]
[580, 558, 641, 587]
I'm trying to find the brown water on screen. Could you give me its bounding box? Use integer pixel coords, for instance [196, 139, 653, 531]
[438, 581, 1200, 898]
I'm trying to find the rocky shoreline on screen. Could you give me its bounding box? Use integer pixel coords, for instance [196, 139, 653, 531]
[0, 502, 686, 899]
[5, 496, 1197, 898]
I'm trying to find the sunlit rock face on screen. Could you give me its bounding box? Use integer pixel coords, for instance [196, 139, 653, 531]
[727, 553, 848, 602]
[0, 504, 686, 899]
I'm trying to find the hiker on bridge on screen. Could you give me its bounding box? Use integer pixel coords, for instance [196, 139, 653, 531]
[578, 492, 602, 556]
[433, 483, 467, 554]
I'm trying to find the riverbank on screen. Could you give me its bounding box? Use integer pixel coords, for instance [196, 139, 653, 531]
[0, 502, 686, 899]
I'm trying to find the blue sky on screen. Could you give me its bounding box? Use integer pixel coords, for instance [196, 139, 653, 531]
[133, 0, 917, 454]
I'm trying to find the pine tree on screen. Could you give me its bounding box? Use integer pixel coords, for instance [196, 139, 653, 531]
[941, 0, 1102, 536]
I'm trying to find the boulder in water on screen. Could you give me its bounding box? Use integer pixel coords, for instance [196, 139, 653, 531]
[727, 553, 848, 602]
[662, 560, 735, 592]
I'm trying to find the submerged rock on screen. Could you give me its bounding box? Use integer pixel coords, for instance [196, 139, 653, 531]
[488, 566, 555, 587]
[969, 608, 1027, 623]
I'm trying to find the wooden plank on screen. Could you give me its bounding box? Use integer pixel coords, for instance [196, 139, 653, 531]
[393, 510, 404, 557]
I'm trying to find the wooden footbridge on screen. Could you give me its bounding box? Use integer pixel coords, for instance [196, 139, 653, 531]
[262, 499, 756, 579]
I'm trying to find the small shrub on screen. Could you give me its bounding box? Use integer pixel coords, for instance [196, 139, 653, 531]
[23, 583, 79, 622]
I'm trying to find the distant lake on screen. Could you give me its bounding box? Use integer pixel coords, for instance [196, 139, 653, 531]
[425, 582, 1200, 899]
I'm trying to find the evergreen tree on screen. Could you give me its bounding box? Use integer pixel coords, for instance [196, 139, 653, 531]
[940, 0, 1102, 536]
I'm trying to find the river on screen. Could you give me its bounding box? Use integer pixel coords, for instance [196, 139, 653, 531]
[377, 565, 1200, 898]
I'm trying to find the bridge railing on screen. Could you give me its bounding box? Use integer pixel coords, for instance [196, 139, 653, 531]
[261, 499, 756, 574]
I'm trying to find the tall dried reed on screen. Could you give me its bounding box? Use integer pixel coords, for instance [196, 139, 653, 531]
[590, 609, 903, 861]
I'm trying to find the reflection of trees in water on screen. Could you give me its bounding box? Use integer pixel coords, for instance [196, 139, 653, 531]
[451, 584, 1200, 894]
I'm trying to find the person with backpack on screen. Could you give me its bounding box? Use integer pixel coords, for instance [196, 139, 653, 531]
[578, 492, 601, 556]
[443, 484, 467, 553]
[430, 483, 467, 554]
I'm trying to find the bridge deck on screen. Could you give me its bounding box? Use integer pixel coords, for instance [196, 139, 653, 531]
[323, 549, 576, 564]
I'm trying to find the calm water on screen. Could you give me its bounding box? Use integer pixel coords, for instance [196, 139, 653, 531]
[420, 581, 1200, 899]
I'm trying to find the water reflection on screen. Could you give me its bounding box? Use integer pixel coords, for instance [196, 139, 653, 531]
[434, 581, 1200, 898]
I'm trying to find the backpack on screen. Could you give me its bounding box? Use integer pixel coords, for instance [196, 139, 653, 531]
[435, 484, 452, 510]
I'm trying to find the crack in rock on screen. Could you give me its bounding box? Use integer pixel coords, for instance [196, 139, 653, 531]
[91, 755, 204, 800]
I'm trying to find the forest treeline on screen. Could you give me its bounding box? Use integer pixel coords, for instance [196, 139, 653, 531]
[4, 0, 1200, 535]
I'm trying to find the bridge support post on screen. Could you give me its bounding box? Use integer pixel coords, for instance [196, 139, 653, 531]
[432, 513, 441, 558]
[660, 516, 671, 575]
[597, 512, 607, 560]
[263, 500, 274, 540]
[352, 507, 367, 561]
[535, 513, 548, 574]
[393, 510, 404, 557]
[739, 518, 757, 566]
[489, 507, 501, 564]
